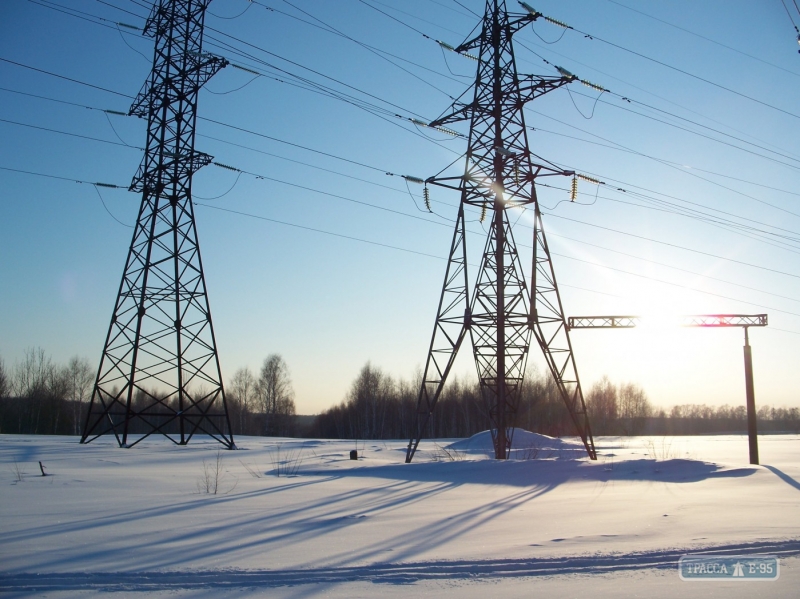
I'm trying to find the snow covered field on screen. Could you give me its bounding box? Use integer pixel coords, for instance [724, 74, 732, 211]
[1, 432, 798, 598]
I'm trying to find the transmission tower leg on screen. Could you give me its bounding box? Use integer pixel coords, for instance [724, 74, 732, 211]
[470, 206, 531, 460]
[531, 203, 597, 459]
[406, 203, 470, 463]
[81, 0, 234, 449]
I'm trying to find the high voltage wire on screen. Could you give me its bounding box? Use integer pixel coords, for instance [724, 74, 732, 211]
[3, 77, 799, 278]
[198, 38, 466, 154]
[512, 41, 800, 169]
[341, 0, 800, 170]
[5, 161, 800, 326]
[606, 0, 800, 78]
[49, 0, 800, 182]
[545, 230, 800, 305]
[513, 33, 800, 163]
[28, 0, 451, 133]
[0, 117, 142, 150]
[3, 88, 796, 258]
[527, 111, 800, 205]
[212, 156, 800, 303]
[202, 24, 432, 121]
[346, 3, 800, 197]
[7, 1, 800, 346]
[195, 203, 447, 261]
[6, 12, 800, 266]
[15, 0, 468, 152]
[543, 211, 800, 281]
[0, 57, 134, 99]
[197, 201, 800, 324]
[200, 109, 800, 249]
[93, 0, 146, 19]
[567, 88, 800, 171]
[548, 251, 800, 318]
[254, 0, 467, 90]
[195, 193, 800, 321]
[532, 181, 800, 252]
[0, 164, 125, 188]
[545, 11, 800, 120]
[23, 0, 800, 180]
[513, 39, 800, 169]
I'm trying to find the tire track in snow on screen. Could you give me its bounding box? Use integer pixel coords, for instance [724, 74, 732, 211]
[2, 540, 799, 591]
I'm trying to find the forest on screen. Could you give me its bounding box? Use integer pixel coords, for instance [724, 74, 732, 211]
[1, 349, 798, 439]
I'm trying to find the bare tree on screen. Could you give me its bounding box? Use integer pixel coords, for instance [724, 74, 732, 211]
[229, 367, 256, 436]
[0, 355, 8, 399]
[256, 355, 296, 437]
[12, 348, 52, 434]
[12, 348, 53, 398]
[617, 382, 652, 435]
[345, 363, 394, 440]
[586, 376, 618, 435]
[64, 356, 94, 435]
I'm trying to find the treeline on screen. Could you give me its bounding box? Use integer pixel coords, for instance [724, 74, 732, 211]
[0, 349, 93, 436]
[308, 365, 800, 439]
[0, 349, 296, 438]
[2, 350, 798, 438]
[307, 363, 585, 440]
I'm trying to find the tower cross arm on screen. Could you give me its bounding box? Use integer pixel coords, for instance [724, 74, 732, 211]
[455, 12, 541, 54]
[429, 75, 572, 128]
[428, 103, 475, 129]
[518, 75, 575, 104]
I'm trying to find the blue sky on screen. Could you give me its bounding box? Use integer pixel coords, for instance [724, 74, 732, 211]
[1, 0, 799, 414]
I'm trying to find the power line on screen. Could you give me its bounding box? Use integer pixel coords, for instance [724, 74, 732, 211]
[546, 230, 800, 305]
[534, 181, 800, 253]
[0, 117, 142, 150]
[208, 161, 450, 229]
[203, 23, 432, 120]
[5, 161, 799, 325]
[195, 202, 447, 261]
[6, 80, 796, 259]
[528, 110, 800, 204]
[28, 0, 800, 180]
[258, 0, 466, 90]
[4, 71, 799, 280]
[344, 1, 800, 171]
[0, 57, 134, 99]
[550, 251, 800, 318]
[26, 0, 455, 135]
[514, 37, 800, 166]
[193, 201, 800, 333]
[779, 0, 800, 38]
[543, 211, 800, 281]
[606, 0, 800, 78]
[7, 75, 795, 253]
[199, 106, 800, 248]
[0, 164, 126, 187]
[557, 14, 800, 120]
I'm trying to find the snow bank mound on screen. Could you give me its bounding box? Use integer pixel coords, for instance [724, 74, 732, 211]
[445, 429, 586, 459]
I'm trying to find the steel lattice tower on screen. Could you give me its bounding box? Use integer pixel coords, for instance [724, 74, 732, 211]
[406, 0, 596, 462]
[81, 0, 234, 448]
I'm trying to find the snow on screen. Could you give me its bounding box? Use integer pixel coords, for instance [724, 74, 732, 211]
[1, 432, 799, 598]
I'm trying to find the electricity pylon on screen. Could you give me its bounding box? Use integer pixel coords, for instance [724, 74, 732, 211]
[81, 0, 234, 448]
[406, 0, 596, 462]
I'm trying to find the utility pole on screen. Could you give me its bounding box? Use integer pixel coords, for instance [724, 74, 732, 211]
[82, 0, 234, 449]
[568, 314, 767, 464]
[405, 0, 596, 462]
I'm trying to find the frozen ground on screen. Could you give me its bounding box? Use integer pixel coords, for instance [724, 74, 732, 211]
[1, 432, 798, 598]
